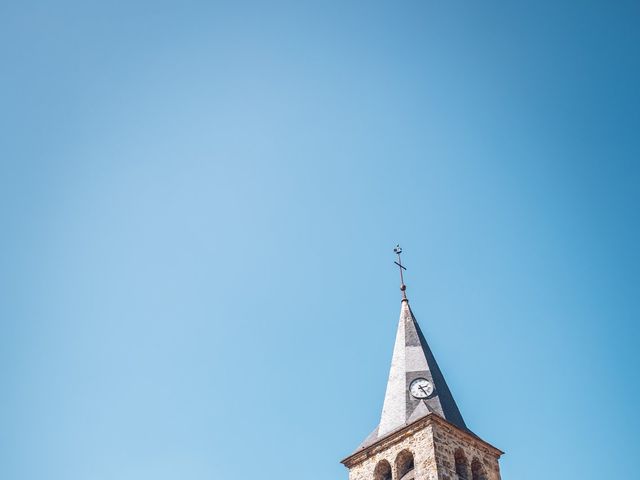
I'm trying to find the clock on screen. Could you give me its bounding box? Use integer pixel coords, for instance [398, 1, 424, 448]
[409, 378, 434, 399]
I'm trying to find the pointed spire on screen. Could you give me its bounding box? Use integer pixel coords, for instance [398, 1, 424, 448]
[355, 249, 467, 450]
[378, 301, 466, 435]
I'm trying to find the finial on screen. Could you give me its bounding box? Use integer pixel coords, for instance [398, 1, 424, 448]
[393, 244, 408, 301]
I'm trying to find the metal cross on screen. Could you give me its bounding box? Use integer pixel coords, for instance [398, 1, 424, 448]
[394, 244, 408, 300]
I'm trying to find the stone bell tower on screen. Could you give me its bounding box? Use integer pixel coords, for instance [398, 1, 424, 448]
[341, 247, 503, 480]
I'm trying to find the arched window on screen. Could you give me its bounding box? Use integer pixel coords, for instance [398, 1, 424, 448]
[471, 458, 486, 480]
[373, 460, 392, 480]
[454, 449, 468, 480]
[395, 450, 415, 480]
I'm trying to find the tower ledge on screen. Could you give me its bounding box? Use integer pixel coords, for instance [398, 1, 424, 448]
[341, 412, 503, 469]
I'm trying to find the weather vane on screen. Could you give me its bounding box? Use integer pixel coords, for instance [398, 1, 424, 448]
[393, 244, 408, 300]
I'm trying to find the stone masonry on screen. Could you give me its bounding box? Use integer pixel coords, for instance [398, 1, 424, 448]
[342, 411, 502, 480]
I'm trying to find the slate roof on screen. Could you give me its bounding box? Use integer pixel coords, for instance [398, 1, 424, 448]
[356, 298, 467, 451]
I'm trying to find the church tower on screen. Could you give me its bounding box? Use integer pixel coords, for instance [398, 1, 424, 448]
[341, 247, 504, 480]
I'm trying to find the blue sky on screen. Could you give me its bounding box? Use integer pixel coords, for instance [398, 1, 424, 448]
[1, 1, 639, 479]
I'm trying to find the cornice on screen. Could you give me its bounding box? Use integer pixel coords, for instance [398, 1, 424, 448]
[341, 413, 503, 468]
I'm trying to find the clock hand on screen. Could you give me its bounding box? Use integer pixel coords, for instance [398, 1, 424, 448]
[418, 385, 429, 396]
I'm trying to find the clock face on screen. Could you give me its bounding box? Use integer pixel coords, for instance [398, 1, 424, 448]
[409, 378, 434, 399]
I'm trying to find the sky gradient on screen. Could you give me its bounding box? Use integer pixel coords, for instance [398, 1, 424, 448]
[2, 2, 639, 480]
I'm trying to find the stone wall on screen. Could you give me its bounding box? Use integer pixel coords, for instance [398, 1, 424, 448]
[347, 423, 439, 480]
[343, 415, 502, 480]
[431, 422, 501, 480]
